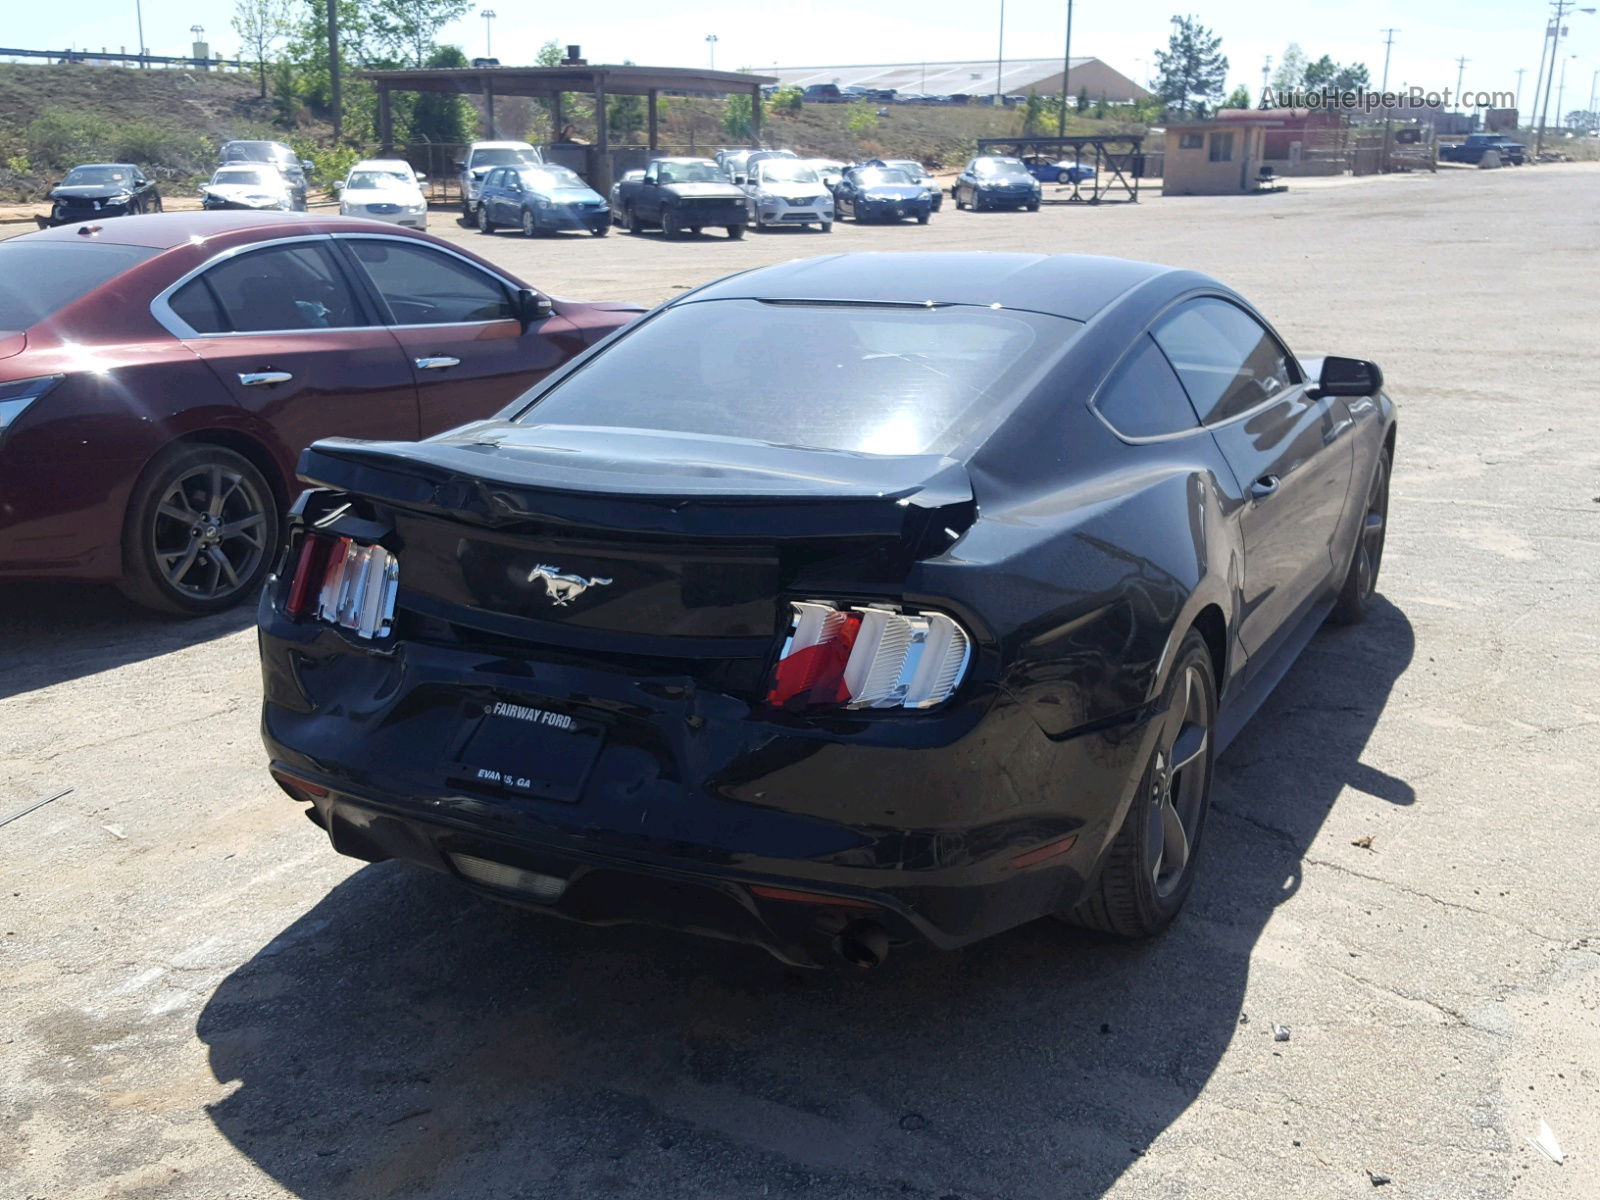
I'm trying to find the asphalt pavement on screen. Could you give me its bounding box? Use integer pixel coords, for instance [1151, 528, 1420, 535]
[2, 163, 1597, 1200]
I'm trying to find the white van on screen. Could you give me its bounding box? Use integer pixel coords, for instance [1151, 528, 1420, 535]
[458, 141, 542, 214]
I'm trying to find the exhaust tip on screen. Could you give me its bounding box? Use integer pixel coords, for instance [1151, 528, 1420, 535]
[833, 920, 889, 969]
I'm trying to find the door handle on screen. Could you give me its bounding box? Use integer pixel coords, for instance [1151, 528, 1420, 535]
[414, 356, 461, 370]
[237, 371, 292, 387]
[1250, 474, 1280, 500]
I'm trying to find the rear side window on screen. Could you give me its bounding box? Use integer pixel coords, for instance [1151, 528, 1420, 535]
[0, 241, 157, 330]
[171, 242, 366, 334]
[346, 239, 514, 325]
[1151, 298, 1298, 425]
[1093, 334, 1200, 439]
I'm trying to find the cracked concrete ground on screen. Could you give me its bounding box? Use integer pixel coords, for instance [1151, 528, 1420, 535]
[1, 163, 1597, 1200]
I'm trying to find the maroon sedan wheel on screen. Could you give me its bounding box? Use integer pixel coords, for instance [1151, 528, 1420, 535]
[119, 444, 280, 616]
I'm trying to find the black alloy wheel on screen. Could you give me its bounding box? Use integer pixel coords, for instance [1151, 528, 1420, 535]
[1067, 628, 1217, 937]
[120, 444, 279, 616]
[1329, 447, 1391, 625]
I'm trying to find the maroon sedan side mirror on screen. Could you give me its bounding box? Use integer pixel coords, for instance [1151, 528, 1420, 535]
[516, 289, 554, 329]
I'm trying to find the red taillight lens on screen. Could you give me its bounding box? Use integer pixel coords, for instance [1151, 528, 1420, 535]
[767, 601, 972, 712]
[282, 532, 398, 639]
[285, 535, 335, 618]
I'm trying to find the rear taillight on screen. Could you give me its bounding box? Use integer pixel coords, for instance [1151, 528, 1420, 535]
[767, 601, 972, 712]
[283, 533, 398, 639]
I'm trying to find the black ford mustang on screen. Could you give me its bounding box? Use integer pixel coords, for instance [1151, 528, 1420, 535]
[259, 253, 1395, 969]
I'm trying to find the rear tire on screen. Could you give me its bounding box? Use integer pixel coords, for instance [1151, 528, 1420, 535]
[726, 224, 744, 239]
[118, 443, 279, 617]
[1065, 628, 1217, 938]
[1328, 447, 1391, 625]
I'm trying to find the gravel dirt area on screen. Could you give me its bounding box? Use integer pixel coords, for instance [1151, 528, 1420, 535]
[2, 163, 1597, 1200]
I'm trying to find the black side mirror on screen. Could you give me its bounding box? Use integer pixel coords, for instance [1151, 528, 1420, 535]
[1310, 356, 1383, 398]
[516, 288, 554, 328]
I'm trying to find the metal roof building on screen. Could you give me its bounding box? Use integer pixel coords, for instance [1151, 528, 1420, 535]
[768, 58, 1148, 103]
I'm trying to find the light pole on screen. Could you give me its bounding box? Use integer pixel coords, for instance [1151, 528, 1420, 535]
[1454, 56, 1469, 111]
[705, 34, 718, 71]
[479, 9, 495, 59]
[995, 0, 1006, 103]
[1589, 67, 1599, 133]
[134, 0, 147, 67]
[1378, 28, 1399, 171]
[1515, 66, 1527, 111]
[1536, 3, 1596, 154]
[1056, 0, 1073, 136]
[1555, 53, 1577, 132]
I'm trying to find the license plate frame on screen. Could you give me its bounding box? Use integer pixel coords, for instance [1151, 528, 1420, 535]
[453, 700, 604, 803]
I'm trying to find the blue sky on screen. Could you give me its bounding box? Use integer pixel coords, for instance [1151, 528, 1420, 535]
[14, 0, 1600, 115]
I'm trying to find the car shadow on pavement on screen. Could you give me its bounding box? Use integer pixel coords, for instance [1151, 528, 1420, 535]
[0, 582, 255, 700]
[197, 599, 1414, 1200]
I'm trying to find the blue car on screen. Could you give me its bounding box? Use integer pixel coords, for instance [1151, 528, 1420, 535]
[1024, 157, 1097, 185]
[832, 162, 933, 224]
[477, 164, 610, 237]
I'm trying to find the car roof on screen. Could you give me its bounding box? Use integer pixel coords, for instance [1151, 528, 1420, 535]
[350, 158, 414, 171]
[653, 156, 717, 164]
[686, 253, 1182, 323]
[470, 141, 534, 149]
[11, 210, 397, 249]
[69, 162, 138, 171]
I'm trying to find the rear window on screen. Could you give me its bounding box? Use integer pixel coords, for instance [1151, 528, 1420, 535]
[0, 241, 158, 330]
[519, 298, 1081, 457]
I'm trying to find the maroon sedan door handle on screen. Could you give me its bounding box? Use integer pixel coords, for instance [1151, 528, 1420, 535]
[414, 356, 462, 370]
[237, 370, 293, 387]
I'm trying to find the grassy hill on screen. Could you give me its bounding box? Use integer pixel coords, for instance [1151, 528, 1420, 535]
[0, 63, 332, 201]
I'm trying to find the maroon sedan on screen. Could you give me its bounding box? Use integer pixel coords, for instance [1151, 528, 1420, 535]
[0, 211, 641, 613]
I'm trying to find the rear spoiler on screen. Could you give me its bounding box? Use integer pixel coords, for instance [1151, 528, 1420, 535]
[297, 424, 976, 546]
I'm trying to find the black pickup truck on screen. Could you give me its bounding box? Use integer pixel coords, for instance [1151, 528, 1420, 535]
[612, 157, 748, 239]
[1439, 134, 1527, 166]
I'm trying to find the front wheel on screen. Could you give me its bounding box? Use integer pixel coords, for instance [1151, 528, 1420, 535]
[118, 443, 280, 616]
[916, 212, 930, 224]
[1065, 628, 1217, 937]
[1328, 447, 1390, 625]
[1026, 201, 1041, 212]
[726, 224, 744, 239]
[477, 204, 495, 234]
[624, 206, 642, 234]
[591, 224, 609, 237]
[662, 209, 680, 239]
[818, 221, 833, 233]
[521, 209, 539, 238]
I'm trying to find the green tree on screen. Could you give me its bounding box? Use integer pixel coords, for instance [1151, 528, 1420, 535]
[232, 0, 294, 98]
[1271, 43, 1308, 93]
[1076, 85, 1090, 113]
[1223, 83, 1252, 109]
[411, 44, 474, 142]
[1022, 90, 1046, 134]
[1304, 55, 1370, 95]
[844, 101, 877, 136]
[370, 0, 471, 67]
[1153, 15, 1229, 117]
[723, 94, 755, 140]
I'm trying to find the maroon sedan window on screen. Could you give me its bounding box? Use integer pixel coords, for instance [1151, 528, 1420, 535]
[170, 242, 368, 334]
[0, 241, 157, 330]
[345, 239, 515, 326]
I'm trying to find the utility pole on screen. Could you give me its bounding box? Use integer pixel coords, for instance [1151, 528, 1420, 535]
[1515, 67, 1527, 112]
[1379, 28, 1399, 171]
[1535, 2, 1595, 153]
[1454, 56, 1469, 111]
[1555, 53, 1576, 132]
[135, 0, 147, 68]
[1056, 0, 1073, 136]
[1531, 15, 1554, 132]
[1261, 55, 1272, 106]
[1589, 67, 1599, 134]
[327, 0, 342, 141]
[995, 0, 1006, 104]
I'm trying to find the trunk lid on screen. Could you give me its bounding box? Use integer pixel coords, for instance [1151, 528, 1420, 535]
[297, 422, 975, 655]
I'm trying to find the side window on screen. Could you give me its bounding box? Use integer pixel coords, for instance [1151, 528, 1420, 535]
[644, 162, 659, 184]
[1151, 298, 1298, 426]
[346, 239, 515, 325]
[171, 241, 366, 334]
[1093, 334, 1200, 439]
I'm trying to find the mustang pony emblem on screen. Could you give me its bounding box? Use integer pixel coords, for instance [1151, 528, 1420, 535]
[527, 564, 613, 607]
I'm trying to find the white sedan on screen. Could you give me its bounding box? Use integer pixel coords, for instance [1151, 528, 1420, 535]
[337, 160, 428, 229]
